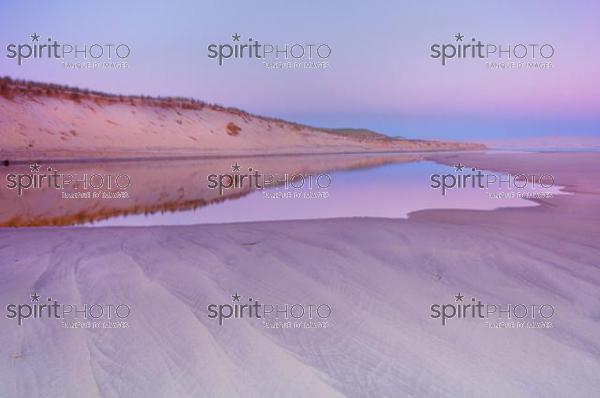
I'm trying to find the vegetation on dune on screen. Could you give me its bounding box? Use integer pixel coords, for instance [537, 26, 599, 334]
[0, 77, 381, 138]
[0, 76, 485, 149]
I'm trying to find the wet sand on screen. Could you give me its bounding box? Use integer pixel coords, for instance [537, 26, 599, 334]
[0, 151, 599, 397]
[0, 152, 425, 226]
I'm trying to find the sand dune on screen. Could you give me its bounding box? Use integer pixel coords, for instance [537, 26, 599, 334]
[0, 78, 484, 162]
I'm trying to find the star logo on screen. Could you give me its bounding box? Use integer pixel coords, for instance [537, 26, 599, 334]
[454, 163, 464, 172]
[31, 33, 40, 42]
[232, 293, 241, 302]
[30, 292, 40, 302]
[232, 33, 241, 42]
[231, 163, 241, 172]
[454, 293, 464, 302]
[454, 33, 464, 42]
[30, 163, 41, 173]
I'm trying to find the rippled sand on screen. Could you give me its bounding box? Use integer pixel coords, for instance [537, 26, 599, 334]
[0, 152, 599, 397]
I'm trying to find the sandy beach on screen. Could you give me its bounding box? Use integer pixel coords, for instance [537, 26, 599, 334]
[2, 1, 598, 396]
[1, 151, 598, 398]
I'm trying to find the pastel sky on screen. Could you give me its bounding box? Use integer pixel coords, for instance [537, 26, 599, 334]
[1, 0, 599, 140]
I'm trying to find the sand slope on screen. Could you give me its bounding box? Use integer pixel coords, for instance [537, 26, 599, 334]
[0, 79, 484, 162]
